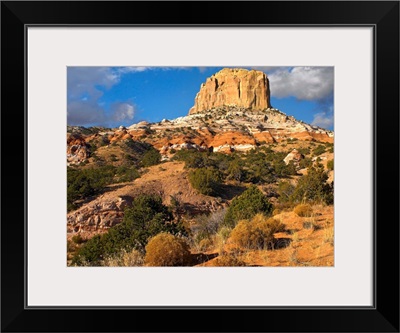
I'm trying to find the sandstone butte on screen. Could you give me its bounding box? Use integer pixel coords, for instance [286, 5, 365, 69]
[67, 67, 334, 167]
[189, 68, 271, 114]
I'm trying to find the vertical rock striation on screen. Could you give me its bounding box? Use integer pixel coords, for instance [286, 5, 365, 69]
[189, 68, 271, 114]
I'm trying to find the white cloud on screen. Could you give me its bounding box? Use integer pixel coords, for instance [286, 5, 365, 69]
[67, 67, 138, 126]
[67, 67, 120, 99]
[268, 67, 334, 101]
[312, 112, 334, 129]
[67, 100, 107, 126]
[250, 66, 290, 74]
[117, 66, 149, 74]
[111, 103, 135, 122]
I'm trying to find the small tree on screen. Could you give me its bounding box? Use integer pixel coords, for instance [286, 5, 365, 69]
[327, 159, 334, 171]
[277, 181, 295, 203]
[290, 165, 333, 204]
[189, 167, 222, 196]
[312, 145, 326, 156]
[141, 148, 161, 167]
[224, 186, 273, 227]
[227, 160, 244, 182]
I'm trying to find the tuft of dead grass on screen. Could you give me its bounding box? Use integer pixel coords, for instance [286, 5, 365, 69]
[213, 252, 246, 266]
[230, 214, 285, 250]
[103, 249, 144, 266]
[324, 226, 334, 245]
[294, 204, 313, 217]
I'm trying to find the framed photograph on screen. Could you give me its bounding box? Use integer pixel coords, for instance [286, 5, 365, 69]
[2, 1, 399, 332]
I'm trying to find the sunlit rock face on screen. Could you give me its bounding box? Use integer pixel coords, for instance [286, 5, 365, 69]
[189, 68, 271, 115]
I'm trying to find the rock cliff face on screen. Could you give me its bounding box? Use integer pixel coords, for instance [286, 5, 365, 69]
[189, 68, 271, 114]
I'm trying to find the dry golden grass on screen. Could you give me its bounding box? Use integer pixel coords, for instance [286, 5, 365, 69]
[145, 233, 191, 266]
[197, 205, 334, 267]
[294, 204, 313, 217]
[230, 214, 285, 250]
[272, 208, 282, 216]
[324, 226, 334, 245]
[210, 252, 246, 267]
[103, 249, 144, 266]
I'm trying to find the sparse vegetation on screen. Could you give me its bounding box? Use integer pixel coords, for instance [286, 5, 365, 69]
[214, 253, 246, 266]
[67, 98, 335, 267]
[103, 249, 144, 267]
[72, 195, 186, 266]
[312, 145, 326, 156]
[224, 186, 273, 227]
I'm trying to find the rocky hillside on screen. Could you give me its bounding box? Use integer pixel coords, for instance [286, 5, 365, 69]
[67, 68, 333, 165]
[67, 67, 334, 267]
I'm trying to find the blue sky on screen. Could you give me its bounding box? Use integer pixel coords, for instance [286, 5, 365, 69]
[67, 66, 334, 130]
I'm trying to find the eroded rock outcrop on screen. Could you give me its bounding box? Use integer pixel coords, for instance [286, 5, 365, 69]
[189, 68, 271, 114]
[284, 149, 304, 165]
[67, 133, 90, 165]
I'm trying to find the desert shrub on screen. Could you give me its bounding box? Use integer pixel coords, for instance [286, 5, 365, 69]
[312, 145, 326, 156]
[115, 165, 140, 183]
[197, 238, 213, 251]
[229, 214, 285, 249]
[214, 253, 246, 267]
[124, 138, 149, 152]
[71, 234, 85, 244]
[141, 148, 161, 167]
[67, 165, 116, 211]
[299, 157, 312, 169]
[274, 160, 297, 177]
[226, 159, 244, 182]
[277, 181, 296, 203]
[191, 208, 227, 241]
[290, 165, 333, 204]
[145, 233, 191, 266]
[173, 150, 211, 168]
[72, 235, 103, 266]
[217, 226, 232, 241]
[327, 159, 334, 171]
[241, 150, 275, 183]
[224, 186, 273, 227]
[297, 147, 310, 155]
[109, 195, 185, 251]
[294, 204, 313, 217]
[189, 167, 222, 196]
[72, 195, 186, 265]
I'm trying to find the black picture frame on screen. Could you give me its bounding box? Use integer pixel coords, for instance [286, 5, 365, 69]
[1, 1, 399, 332]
